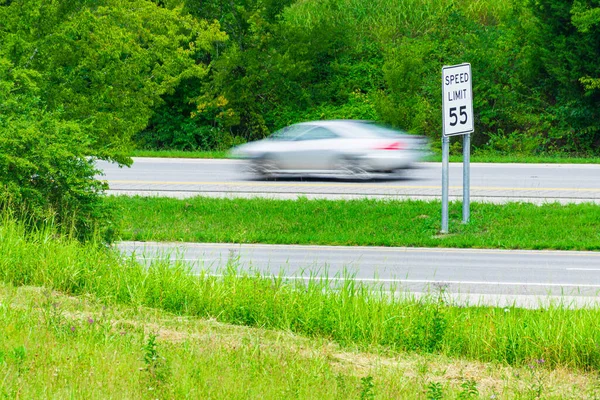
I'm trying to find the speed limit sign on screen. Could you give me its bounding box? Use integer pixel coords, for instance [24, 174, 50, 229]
[441, 63, 473, 233]
[442, 63, 473, 136]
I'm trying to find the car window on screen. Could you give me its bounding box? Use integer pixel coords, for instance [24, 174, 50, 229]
[294, 127, 339, 141]
[268, 125, 313, 141]
[352, 122, 408, 138]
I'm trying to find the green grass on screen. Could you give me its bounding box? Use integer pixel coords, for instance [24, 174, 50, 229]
[109, 196, 600, 251]
[3, 211, 600, 375]
[284, 0, 513, 37]
[131, 149, 228, 159]
[444, 154, 600, 164]
[5, 211, 600, 398]
[3, 284, 598, 399]
[132, 148, 600, 164]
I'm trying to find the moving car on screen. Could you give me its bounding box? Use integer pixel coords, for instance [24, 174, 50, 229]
[229, 120, 430, 179]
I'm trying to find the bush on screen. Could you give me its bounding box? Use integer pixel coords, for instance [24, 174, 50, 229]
[0, 102, 115, 242]
[0, 0, 226, 240]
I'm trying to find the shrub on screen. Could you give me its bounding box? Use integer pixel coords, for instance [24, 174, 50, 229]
[0, 0, 226, 239]
[0, 100, 114, 242]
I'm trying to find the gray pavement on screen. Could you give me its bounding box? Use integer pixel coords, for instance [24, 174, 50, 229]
[107, 159, 600, 308]
[98, 158, 600, 203]
[117, 242, 600, 309]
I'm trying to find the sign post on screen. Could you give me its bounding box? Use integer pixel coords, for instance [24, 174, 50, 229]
[441, 135, 450, 233]
[462, 132, 470, 223]
[441, 63, 474, 232]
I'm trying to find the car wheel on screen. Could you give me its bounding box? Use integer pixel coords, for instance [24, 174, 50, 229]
[335, 156, 371, 180]
[253, 154, 278, 178]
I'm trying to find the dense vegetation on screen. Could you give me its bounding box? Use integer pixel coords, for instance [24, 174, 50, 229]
[0, 0, 224, 236]
[1, 0, 599, 236]
[141, 0, 600, 157]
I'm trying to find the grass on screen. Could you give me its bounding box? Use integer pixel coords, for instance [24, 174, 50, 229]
[445, 154, 600, 164]
[4, 284, 600, 399]
[131, 149, 228, 159]
[109, 196, 600, 251]
[131, 148, 600, 164]
[3, 211, 600, 377]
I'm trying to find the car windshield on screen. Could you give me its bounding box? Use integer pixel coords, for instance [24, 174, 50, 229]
[268, 125, 313, 141]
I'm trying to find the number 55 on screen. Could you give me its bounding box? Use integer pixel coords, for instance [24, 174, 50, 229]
[449, 106, 468, 126]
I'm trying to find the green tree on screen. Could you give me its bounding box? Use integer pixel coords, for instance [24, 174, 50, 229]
[139, 0, 313, 147]
[571, 1, 600, 91]
[0, 0, 225, 239]
[187, 0, 302, 142]
[528, 0, 600, 153]
[181, 0, 365, 142]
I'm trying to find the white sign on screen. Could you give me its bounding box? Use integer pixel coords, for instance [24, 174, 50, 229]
[442, 63, 473, 136]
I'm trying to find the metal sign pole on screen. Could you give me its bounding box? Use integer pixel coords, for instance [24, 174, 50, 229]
[442, 62, 473, 233]
[462, 133, 470, 223]
[441, 135, 450, 233]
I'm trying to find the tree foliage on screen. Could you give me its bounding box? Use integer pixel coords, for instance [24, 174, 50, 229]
[527, 0, 600, 153]
[139, 0, 305, 148]
[3, 0, 600, 241]
[0, 0, 225, 239]
[571, 1, 600, 91]
[136, 0, 600, 156]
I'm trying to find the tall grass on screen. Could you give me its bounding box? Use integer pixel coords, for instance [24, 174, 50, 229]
[2, 212, 600, 371]
[5, 285, 595, 398]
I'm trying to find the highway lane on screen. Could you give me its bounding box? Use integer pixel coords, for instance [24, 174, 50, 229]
[98, 158, 600, 203]
[117, 242, 600, 308]
[105, 158, 600, 308]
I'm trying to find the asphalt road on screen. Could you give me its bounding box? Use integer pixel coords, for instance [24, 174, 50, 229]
[118, 242, 600, 309]
[98, 158, 600, 203]
[106, 158, 600, 308]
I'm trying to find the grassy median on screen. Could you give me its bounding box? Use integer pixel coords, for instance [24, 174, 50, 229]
[110, 196, 600, 251]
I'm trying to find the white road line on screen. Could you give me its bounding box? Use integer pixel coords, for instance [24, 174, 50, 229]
[109, 179, 600, 193]
[129, 259, 600, 288]
[567, 268, 600, 271]
[187, 274, 600, 288]
[123, 243, 600, 257]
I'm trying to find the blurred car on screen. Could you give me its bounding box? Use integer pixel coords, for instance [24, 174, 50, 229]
[229, 120, 430, 179]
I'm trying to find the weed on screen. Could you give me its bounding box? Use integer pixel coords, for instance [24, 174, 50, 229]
[336, 373, 349, 396]
[587, 373, 600, 399]
[526, 359, 546, 399]
[426, 381, 444, 400]
[359, 375, 375, 400]
[458, 379, 479, 398]
[417, 359, 430, 376]
[42, 290, 71, 339]
[11, 345, 27, 375]
[142, 333, 171, 396]
[427, 289, 448, 352]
